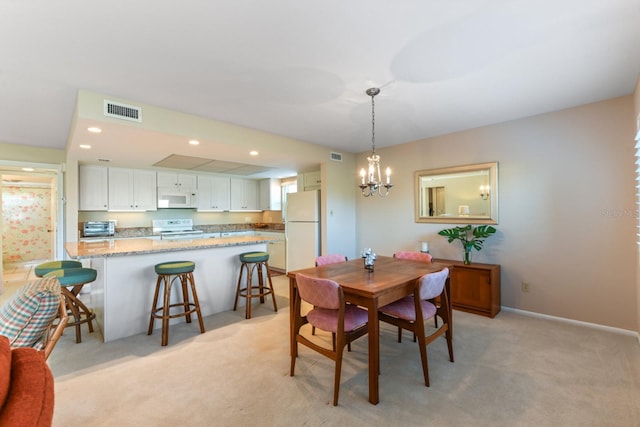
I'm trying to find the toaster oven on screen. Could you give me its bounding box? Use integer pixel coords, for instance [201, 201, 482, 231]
[83, 221, 115, 237]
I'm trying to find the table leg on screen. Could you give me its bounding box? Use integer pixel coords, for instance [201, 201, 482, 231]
[367, 298, 379, 405]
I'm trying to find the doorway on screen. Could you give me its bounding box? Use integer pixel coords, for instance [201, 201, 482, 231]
[1, 164, 62, 301]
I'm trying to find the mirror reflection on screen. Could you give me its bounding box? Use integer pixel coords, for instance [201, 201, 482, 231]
[414, 162, 498, 224]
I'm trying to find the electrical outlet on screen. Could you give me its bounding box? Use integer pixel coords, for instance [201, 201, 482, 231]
[521, 282, 530, 293]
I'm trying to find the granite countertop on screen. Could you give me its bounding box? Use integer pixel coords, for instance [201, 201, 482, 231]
[65, 235, 276, 259]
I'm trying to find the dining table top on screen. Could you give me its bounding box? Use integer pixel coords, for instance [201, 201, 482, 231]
[287, 255, 450, 300]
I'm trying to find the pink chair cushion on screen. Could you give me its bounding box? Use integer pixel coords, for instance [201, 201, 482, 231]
[394, 251, 432, 263]
[307, 305, 368, 333]
[296, 274, 340, 309]
[418, 268, 449, 300]
[315, 254, 348, 266]
[379, 296, 437, 322]
[379, 268, 449, 321]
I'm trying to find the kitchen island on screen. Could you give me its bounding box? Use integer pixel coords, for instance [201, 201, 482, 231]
[65, 236, 274, 342]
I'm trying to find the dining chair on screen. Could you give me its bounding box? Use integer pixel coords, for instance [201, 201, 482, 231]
[291, 273, 368, 406]
[315, 254, 348, 266]
[313, 254, 348, 338]
[393, 251, 432, 263]
[393, 250, 437, 339]
[378, 268, 453, 387]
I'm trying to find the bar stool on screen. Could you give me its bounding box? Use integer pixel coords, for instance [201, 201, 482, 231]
[34, 260, 83, 278]
[148, 261, 205, 346]
[43, 267, 97, 343]
[233, 251, 278, 319]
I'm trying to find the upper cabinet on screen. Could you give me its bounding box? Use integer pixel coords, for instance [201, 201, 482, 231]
[230, 178, 259, 211]
[79, 165, 108, 211]
[156, 172, 197, 189]
[108, 168, 157, 211]
[298, 170, 321, 191]
[197, 176, 231, 211]
[259, 178, 282, 211]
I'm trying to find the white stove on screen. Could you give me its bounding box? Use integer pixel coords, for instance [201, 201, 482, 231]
[152, 219, 204, 240]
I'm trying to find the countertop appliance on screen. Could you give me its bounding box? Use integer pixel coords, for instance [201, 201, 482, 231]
[152, 219, 204, 240]
[285, 190, 320, 272]
[83, 221, 115, 237]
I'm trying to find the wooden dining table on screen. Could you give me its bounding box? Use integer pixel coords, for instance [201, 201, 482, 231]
[287, 255, 451, 405]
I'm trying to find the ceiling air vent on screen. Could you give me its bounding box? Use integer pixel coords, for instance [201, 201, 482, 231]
[104, 100, 142, 123]
[330, 152, 342, 162]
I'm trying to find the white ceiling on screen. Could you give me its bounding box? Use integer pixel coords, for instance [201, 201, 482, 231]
[1, 1, 639, 177]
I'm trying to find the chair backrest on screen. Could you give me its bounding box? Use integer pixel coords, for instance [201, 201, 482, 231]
[0, 276, 62, 355]
[418, 268, 449, 300]
[394, 251, 432, 263]
[295, 273, 341, 309]
[315, 254, 348, 266]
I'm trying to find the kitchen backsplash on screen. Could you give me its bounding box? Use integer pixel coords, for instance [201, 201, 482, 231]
[78, 209, 284, 238]
[78, 209, 282, 229]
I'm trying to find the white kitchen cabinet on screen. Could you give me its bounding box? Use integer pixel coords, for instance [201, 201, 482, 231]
[79, 165, 109, 211]
[257, 231, 286, 270]
[299, 170, 321, 191]
[156, 172, 197, 189]
[259, 178, 282, 211]
[108, 168, 157, 211]
[197, 176, 230, 211]
[230, 178, 259, 211]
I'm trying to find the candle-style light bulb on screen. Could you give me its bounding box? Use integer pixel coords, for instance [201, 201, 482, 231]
[385, 167, 391, 184]
[360, 168, 366, 185]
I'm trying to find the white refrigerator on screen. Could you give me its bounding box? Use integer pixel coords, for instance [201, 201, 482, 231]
[285, 190, 320, 272]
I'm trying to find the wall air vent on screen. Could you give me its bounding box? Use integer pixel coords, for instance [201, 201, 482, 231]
[330, 152, 343, 162]
[104, 100, 142, 122]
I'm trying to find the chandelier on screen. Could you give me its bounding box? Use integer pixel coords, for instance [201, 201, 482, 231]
[359, 87, 392, 197]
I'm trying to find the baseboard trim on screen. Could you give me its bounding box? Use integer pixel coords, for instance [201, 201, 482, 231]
[501, 306, 639, 342]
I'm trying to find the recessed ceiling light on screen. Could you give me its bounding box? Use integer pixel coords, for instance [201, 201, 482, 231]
[189, 139, 200, 145]
[249, 150, 259, 156]
[21, 167, 34, 172]
[87, 127, 102, 133]
[80, 144, 91, 149]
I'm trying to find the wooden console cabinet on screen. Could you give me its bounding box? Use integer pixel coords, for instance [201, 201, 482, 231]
[435, 259, 501, 318]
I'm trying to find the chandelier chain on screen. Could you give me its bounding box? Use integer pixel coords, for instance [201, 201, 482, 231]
[371, 94, 376, 154]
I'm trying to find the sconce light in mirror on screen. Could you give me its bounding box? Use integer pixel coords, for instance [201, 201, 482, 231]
[414, 162, 498, 224]
[480, 185, 490, 200]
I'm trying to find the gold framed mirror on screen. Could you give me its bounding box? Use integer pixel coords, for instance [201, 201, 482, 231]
[414, 162, 498, 224]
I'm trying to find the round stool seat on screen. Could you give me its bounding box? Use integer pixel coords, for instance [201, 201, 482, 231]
[154, 261, 195, 275]
[44, 267, 97, 286]
[35, 260, 83, 277]
[239, 252, 269, 263]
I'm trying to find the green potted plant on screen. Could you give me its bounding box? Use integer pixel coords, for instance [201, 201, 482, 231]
[438, 224, 497, 264]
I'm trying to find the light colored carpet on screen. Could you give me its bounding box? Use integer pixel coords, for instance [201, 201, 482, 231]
[48, 276, 640, 427]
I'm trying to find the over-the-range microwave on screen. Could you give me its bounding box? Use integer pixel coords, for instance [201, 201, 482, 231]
[157, 188, 198, 208]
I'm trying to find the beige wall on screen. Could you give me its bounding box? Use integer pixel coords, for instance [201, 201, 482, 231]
[356, 96, 637, 331]
[0, 142, 65, 164]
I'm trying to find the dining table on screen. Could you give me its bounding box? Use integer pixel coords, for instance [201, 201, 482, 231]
[287, 255, 451, 405]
